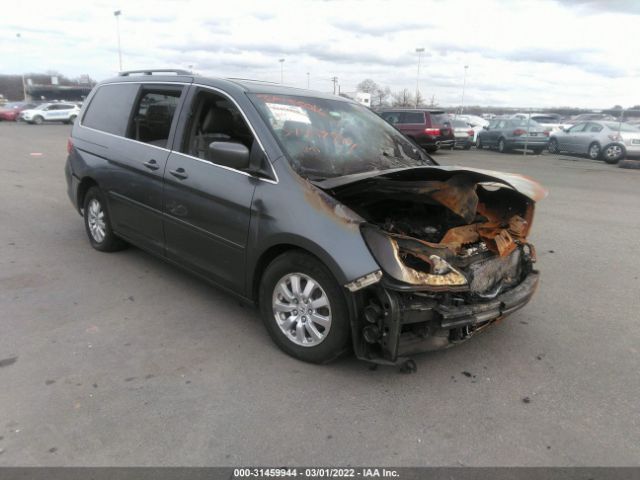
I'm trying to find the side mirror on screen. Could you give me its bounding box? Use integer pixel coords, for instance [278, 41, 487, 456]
[208, 141, 250, 170]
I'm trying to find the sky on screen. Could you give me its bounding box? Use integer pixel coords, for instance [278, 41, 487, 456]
[1, 0, 639, 108]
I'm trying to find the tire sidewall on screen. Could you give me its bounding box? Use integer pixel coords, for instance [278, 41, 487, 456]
[259, 252, 351, 364]
[33, 116, 43, 125]
[549, 139, 558, 154]
[498, 138, 506, 153]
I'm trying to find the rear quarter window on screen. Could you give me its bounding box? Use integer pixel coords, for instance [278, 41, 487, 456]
[82, 83, 139, 136]
[401, 112, 425, 124]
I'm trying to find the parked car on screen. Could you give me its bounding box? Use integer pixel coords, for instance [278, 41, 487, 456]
[477, 118, 549, 154]
[0, 102, 38, 121]
[511, 113, 567, 133]
[379, 109, 455, 152]
[449, 119, 474, 149]
[19, 102, 80, 124]
[548, 121, 640, 164]
[65, 69, 545, 366]
[455, 114, 488, 143]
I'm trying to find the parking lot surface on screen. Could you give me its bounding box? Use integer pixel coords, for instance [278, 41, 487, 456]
[1, 122, 639, 466]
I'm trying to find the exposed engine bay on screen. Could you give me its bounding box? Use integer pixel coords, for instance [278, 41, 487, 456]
[314, 166, 546, 365]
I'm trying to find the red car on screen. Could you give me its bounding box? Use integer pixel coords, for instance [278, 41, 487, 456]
[0, 102, 38, 121]
[379, 109, 456, 153]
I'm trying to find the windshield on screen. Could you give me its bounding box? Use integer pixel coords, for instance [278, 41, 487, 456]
[249, 93, 433, 179]
[510, 118, 541, 128]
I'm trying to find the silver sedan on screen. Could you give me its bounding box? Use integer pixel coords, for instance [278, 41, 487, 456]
[548, 121, 640, 164]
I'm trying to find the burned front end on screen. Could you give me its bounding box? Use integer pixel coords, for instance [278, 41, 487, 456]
[316, 166, 546, 364]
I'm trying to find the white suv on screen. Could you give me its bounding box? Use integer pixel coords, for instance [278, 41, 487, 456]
[20, 103, 81, 125]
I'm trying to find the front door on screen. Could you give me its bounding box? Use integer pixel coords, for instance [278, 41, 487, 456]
[162, 87, 259, 293]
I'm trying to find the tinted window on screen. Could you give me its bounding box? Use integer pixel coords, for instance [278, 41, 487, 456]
[429, 113, 448, 126]
[587, 123, 603, 133]
[381, 112, 401, 124]
[82, 83, 139, 136]
[400, 112, 425, 124]
[128, 88, 182, 148]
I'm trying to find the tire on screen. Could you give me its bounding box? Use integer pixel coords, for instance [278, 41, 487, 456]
[548, 138, 559, 154]
[259, 251, 351, 364]
[69, 115, 77, 125]
[463, 143, 472, 150]
[603, 144, 625, 164]
[33, 115, 44, 125]
[83, 186, 127, 252]
[425, 146, 438, 153]
[497, 138, 509, 153]
[531, 148, 543, 155]
[476, 137, 483, 149]
[588, 142, 601, 160]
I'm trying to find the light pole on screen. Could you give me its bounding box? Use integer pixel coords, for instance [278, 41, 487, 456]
[415, 48, 425, 107]
[114, 10, 123, 72]
[460, 65, 469, 115]
[279, 58, 285, 83]
[16, 33, 28, 101]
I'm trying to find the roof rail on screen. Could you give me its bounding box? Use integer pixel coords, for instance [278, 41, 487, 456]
[118, 69, 192, 76]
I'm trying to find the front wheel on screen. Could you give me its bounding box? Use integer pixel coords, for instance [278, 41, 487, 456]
[548, 138, 559, 154]
[32, 115, 44, 125]
[476, 137, 483, 149]
[603, 144, 625, 164]
[259, 251, 351, 364]
[498, 138, 509, 153]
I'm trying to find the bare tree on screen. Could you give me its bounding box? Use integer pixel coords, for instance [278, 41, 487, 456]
[356, 78, 379, 94]
[392, 89, 415, 107]
[374, 86, 391, 107]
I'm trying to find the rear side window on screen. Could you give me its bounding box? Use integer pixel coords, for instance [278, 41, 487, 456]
[82, 83, 139, 136]
[381, 111, 401, 124]
[127, 89, 183, 148]
[429, 113, 449, 126]
[401, 112, 425, 124]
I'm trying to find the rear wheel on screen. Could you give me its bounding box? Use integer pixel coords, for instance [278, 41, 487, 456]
[476, 137, 483, 149]
[33, 115, 44, 125]
[498, 138, 509, 153]
[259, 251, 351, 364]
[588, 142, 601, 160]
[83, 186, 127, 252]
[603, 144, 625, 164]
[531, 148, 543, 155]
[548, 138, 559, 154]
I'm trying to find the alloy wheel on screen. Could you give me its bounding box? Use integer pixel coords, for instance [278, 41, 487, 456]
[87, 198, 106, 243]
[604, 145, 623, 161]
[589, 144, 601, 159]
[272, 273, 332, 347]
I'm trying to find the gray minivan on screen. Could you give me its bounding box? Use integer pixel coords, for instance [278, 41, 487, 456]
[65, 69, 545, 367]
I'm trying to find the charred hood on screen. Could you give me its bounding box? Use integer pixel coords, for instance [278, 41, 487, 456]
[312, 166, 546, 292]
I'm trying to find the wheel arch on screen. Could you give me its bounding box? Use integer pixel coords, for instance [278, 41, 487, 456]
[77, 176, 99, 214]
[250, 241, 348, 306]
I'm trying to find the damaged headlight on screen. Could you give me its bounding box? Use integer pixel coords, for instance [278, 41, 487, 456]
[361, 226, 468, 289]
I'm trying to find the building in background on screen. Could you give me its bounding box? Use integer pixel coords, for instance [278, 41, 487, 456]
[0, 73, 95, 102]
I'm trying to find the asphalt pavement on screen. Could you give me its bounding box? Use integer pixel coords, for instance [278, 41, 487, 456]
[1, 122, 639, 466]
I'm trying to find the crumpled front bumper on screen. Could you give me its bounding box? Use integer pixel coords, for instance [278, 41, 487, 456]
[353, 271, 540, 364]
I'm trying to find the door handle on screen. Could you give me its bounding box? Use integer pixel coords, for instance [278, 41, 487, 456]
[143, 159, 160, 170]
[169, 167, 188, 180]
